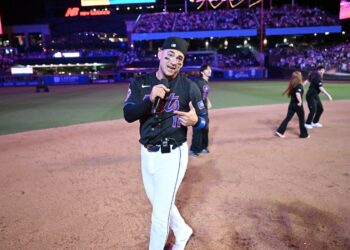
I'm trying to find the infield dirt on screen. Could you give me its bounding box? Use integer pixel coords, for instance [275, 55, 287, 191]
[0, 101, 349, 249]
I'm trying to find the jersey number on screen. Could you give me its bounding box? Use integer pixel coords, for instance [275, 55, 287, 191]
[172, 115, 181, 128]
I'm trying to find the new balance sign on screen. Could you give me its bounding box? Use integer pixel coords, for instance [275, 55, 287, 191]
[65, 7, 80, 17]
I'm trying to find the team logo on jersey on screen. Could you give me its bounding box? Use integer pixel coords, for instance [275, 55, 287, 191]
[164, 93, 179, 112]
[203, 85, 209, 93]
[142, 93, 180, 113]
[197, 100, 205, 110]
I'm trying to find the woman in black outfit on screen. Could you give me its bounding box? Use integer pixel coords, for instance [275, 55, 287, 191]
[276, 71, 309, 139]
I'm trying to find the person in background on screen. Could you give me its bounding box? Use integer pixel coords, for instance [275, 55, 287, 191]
[189, 64, 212, 156]
[35, 70, 49, 93]
[275, 71, 309, 139]
[304, 65, 333, 129]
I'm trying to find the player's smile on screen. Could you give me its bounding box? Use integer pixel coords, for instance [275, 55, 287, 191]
[166, 64, 177, 72]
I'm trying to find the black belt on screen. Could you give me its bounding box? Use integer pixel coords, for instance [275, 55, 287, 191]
[144, 142, 182, 152]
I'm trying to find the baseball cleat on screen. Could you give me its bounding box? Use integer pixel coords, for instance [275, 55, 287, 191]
[189, 150, 199, 157]
[275, 131, 285, 138]
[300, 134, 310, 139]
[201, 148, 210, 154]
[172, 225, 193, 250]
[311, 122, 323, 128]
[304, 123, 313, 129]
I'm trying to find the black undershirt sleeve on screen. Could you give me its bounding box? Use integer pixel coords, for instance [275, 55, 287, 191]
[123, 78, 152, 123]
[124, 98, 152, 123]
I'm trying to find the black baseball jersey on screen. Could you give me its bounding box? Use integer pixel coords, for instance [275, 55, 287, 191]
[195, 78, 210, 109]
[290, 84, 304, 104]
[124, 72, 208, 146]
[307, 71, 323, 96]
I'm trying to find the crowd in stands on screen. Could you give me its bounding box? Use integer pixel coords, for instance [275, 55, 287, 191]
[270, 43, 350, 73]
[0, 2, 345, 76]
[185, 53, 215, 66]
[215, 9, 257, 30]
[175, 11, 217, 31]
[257, 4, 338, 28]
[133, 4, 339, 33]
[218, 53, 259, 68]
[134, 8, 257, 33]
[134, 12, 177, 33]
[291, 5, 338, 27]
[0, 49, 18, 74]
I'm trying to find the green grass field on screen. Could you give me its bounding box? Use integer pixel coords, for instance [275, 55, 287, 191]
[0, 81, 349, 135]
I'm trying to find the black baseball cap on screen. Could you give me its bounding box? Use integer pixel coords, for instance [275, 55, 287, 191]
[161, 36, 189, 56]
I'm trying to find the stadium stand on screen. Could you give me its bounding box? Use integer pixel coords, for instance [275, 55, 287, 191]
[0, 2, 348, 84]
[133, 4, 340, 33]
[270, 42, 350, 73]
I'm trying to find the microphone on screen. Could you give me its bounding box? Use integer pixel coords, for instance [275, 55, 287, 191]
[151, 78, 169, 114]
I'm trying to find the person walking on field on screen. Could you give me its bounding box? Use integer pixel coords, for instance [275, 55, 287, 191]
[276, 71, 309, 139]
[304, 65, 333, 129]
[123, 36, 208, 250]
[189, 64, 212, 156]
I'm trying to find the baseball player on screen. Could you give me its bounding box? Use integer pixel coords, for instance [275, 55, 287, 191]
[189, 64, 212, 156]
[304, 65, 333, 129]
[123, 37, 208, 250]
[275, 71, 309, 138]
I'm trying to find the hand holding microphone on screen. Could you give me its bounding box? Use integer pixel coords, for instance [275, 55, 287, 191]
[150, 79, 170, 114]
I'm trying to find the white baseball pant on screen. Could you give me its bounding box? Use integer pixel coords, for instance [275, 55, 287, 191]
[141, 142, 189, 250]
